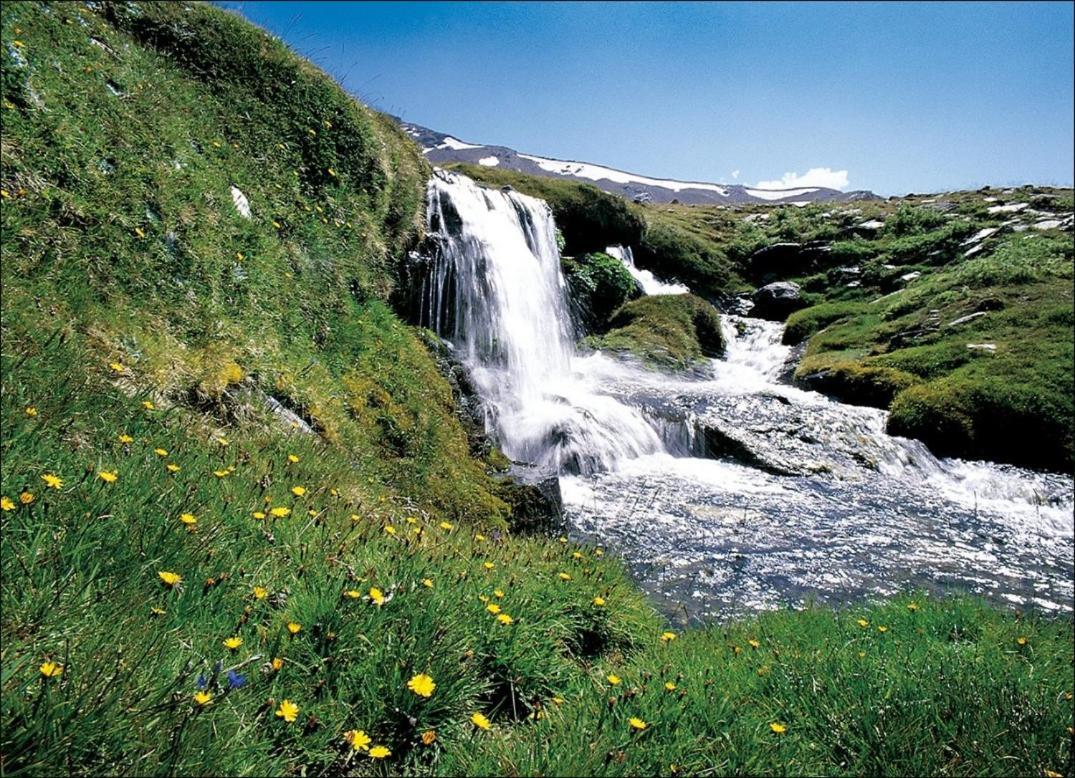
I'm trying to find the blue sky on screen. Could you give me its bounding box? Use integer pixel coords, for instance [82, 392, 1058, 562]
[221, 1, 1074, 195]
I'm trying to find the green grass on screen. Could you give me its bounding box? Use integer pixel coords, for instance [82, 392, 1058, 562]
[1, 4, 1073, 776]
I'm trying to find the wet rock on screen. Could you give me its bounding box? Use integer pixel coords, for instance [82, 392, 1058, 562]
[751, 282, 805, 321]
[497, 469, 565, 535]
[700, 423, 805, 476]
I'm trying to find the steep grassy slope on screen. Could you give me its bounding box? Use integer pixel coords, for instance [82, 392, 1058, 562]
[1, 4, 1073, 777]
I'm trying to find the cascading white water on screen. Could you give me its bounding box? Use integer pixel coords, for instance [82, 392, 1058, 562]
[605, 244, 690, 296]
[423, 170, 669, 474]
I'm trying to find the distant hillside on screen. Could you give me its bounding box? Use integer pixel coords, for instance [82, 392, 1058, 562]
[397, 119, 878, 206]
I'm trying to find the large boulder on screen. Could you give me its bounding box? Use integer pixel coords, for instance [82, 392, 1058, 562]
[751, 282, 805, 321]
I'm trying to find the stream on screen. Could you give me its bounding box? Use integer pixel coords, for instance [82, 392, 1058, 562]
[422, 169, 1075, 624]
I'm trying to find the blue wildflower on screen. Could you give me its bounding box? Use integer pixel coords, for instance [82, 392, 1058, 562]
[227, 670, 247, 689]
[196, 674, 208, 690]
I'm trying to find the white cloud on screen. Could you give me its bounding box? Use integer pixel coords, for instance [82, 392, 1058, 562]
[731, 169, 740, 180]
[754, 167, 849, 191]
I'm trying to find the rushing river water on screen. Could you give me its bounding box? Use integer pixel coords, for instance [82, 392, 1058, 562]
[423, 169, 1075, 624]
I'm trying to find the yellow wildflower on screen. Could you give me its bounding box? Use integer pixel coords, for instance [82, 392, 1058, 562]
[770, 722, 787, 734]
[39, 661, 63, 678]
[475, 533, 486, 542]
[179, 513, 197, 527]
[407, 673, 436, 698]
[253, 586, 268, 600]
[607, 674, 621, 686]
[877, 626, 888, 633]
[134, 226, 145, 238]
[857, 619, 869, 628]
[109, 362, 125, 373]
[287, 454, 299, 463]
[486, 603, 501, 615]
[629, 717, 648, 731]
[213, 469, 229, 478]
[558, 572, 571, 581]
[154, 448, 168, 457]
[1016, 636, 1028, 646]
[25, 406, 37, 417]
[344, 589, 362, 599]
[223, 636, 243, 651]
[158, 571, 182, 587]
[470, 712, 492, 730]
[252, 511, 266, 520]
[384, 525, 396, 535]
[421, 730, 436, 745]
[345, 729, 371, 751]
[166, 463, 181, 473]
[660, 631, 677, 642]
[19, 491, 34, 505]
[665, 682, 677, 691]
[593, 596, 606, 606]
[150, 606, 165, 616]
[275, 699, 299, 723]
[1, 496, 15, 511]
[290, 486, 306, 497]
[41, 474, 63, 490]
[142, 400, 155, 410]
[369, 587, 386, 606]
[118, 434, 133, 444]
[422, 578, 434, 588]
[483, 561, 495, 570]
[497, 613, 514, 625]
[98, 470, 118, 483]
[907, 601, 919, 612]
[193, 690, 213, 706]
[271, 657, 284, 672]
[748, 639, 760, 649]
[270, 507, 291, 517]
[287, 622, 302, 635]
[439, 521, 453, 530]
[368, 745, 391, 759]
[494, 589, 505, 599]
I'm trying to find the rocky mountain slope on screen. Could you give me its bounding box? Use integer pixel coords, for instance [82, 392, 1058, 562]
[398, 119, 878, 206]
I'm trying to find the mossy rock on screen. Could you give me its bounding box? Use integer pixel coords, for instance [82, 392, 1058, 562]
[795, 358, 920, 408]
[562, 251, 641, 333]
[589, 294, 724, 371]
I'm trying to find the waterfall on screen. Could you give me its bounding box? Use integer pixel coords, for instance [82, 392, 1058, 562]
[605, 244, 690, 296]
[423, 170, 668, 474]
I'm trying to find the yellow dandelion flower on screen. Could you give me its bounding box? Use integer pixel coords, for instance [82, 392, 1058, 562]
[252, 511, 266, 520]
[142, 400, 155, 410]
[422, 578, 434, 588]
[607, 674, 621, 686]
[41, 474, 63, 490]
[552, 696, 565, 705]
[384, 525, 396, 535]
[470, 712, 492, 730]
[154, 448, 168, 457]
[39, 661, 63, 678]
[179, 513, 197, 527]
[118, 434, 133, 444]
[223, 636, 243, 651]
[109, 362, 125, 373]
[368, 745, 391, 759]
[166, 463, 181, 473]
[1, 496, 15, 511]
[253, 586, 268, 600]
[275, 699, 299, 723]
[193, 690, 213, 706]
[213, 469, 229, 478]
[877, 626, 888, 633]
[593, 596, 606, 606]
[558, 572, 571, 581]
[407, 673, 436, 698]
[287, 454, 299, 463]
[572, 551, 583, 559]
[907, 601, 919, 612]
[857, 619, 869, 628]
[475, 533, 486, 542]
[369, 587, 385, 606]
[748, 639, 760, 649]
[345, 729, 371, 751]
[629, 717, 648, 731]
[270, 507, 291, 517]
[286, 622, 302, 635]
[665, 682, 677, 691]
[342, 589, 361, 600]
[290, 486, 306, 497]
[439, 521, 453, 530]
[158, 571, 182, 587]
[25, 406, 38, 417]
[497, 613, 514, 625]
[483, 561, 495, 570]
[271, 657, 284, 671]
[1016, 636, 1028, 646]
[660, 631, 677, 642]
[19, 491, 34, 505]
[486, 603, 501, 615]
[770, 722, 787, 734]
[98, 470, 118, 483]
[421, 730, 436, 745]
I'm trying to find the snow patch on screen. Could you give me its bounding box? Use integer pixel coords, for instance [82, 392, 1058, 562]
[230, 185, 251, 219]
[477, 156, 500, 167]
[518, 153, 729, 196]
[438, 136, 482, 151]
[744, 188, 820, 201]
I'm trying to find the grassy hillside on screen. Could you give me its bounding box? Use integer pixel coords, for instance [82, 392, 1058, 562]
[1, 3, 1073, 777]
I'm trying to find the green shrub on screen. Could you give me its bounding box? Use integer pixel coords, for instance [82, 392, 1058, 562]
[561, 252, 641, 333]
[883, 205, 949, 237]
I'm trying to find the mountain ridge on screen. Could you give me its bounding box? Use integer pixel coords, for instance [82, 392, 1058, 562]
[395, 118, 879, 206]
